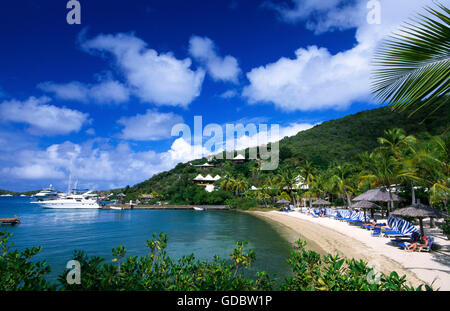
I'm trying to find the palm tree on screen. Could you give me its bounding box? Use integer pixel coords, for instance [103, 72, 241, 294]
[309, 171, 329, 204]
[233, 176, 249, 197]
[378, 128, 419, 204]
[359, 150, 402, 216]
[276, 168, 298, 206]
[371, 3, 450, 118]
[219, 175, 234, 192]
[416, 134, 450, 213]
[330, 163, 356, 208]
[298, 160, 316, 208]
[254, 178, 271, 208]
[377, 128, 417, 158]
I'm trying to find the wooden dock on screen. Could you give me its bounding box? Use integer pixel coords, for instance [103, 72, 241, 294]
[104, 204, 230, 211]
[0, 215, 21, 225]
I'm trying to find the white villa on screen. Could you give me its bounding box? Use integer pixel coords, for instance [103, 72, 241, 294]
[232, 154, 246, 164]
[193, 174, 221, 192]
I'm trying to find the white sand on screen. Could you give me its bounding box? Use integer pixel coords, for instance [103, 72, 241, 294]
[252, 210, 450, 290]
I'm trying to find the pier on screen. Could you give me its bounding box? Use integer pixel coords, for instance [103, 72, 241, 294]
[104, 205, 230, 211]
[0, 215, 21, 225]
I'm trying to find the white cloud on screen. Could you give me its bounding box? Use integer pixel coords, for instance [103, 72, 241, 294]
[0, 137, 207, 190]
[245, 0, 435, 111]
[0, 96, 89, 135]
[189, 36, 241, 83]
[219, 89, 238, 98]
[117, 110, 184, 141]
[243, 45, 370, 111]
[85, 128, 96, 136]
[0, 120, 314, 190]
[227, 122, 314, 151]
[81, 32, 205, 107]
[38, 80, 130, 104]
[264, 0, 363, 34]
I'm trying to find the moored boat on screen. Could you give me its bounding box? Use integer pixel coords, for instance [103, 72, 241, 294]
[32, 191, 100, 209]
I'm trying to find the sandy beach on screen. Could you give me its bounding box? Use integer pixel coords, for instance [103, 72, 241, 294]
[251, 210, 450, 290]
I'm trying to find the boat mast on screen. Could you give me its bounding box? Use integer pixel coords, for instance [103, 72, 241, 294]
[67, 173, 72, 195]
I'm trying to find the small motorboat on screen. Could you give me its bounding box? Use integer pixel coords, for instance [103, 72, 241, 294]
[110, 206, 124, 210]
[193, 207, 205, 211]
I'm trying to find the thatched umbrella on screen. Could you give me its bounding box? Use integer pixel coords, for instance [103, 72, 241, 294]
[276, 198, 290, 211]
[351, 200, 381, 220]
[390, 203, 444, 236]
[312, 199, 330, 206]
[353, 187, 402, 202]
[276, 199, 290, 205]
[353, 187, 402, 218]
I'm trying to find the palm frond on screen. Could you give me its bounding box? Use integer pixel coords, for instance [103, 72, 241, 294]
[371, 2, 450, 119]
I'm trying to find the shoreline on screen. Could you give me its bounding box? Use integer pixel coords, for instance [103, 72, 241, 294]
[250, 210, 450, 290]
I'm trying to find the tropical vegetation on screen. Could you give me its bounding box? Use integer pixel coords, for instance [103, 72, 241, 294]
[0, 231, 430, 291]
[372, 2, 449, 118]
[114, 104, 448, 214]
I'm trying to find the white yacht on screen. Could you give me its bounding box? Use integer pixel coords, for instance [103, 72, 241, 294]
[33, 191, 100, 209]
[33, 185, 59, 201]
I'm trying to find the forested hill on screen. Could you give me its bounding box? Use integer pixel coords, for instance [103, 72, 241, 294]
[123, 105, 449, 199]
[281, 105, 449, 167]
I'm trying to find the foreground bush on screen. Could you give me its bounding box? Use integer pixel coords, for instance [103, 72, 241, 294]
[0, 232, 55, 290]
[281, 240, 431, 291]
[0, 231, 431, 291]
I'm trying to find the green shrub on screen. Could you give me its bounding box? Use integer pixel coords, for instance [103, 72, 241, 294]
[225, 197, 259, 210]
[58, 233, 272, 291]
[440, 218, 450, 236]
[281, 240, 432, 291]
[0, 232, 55, 290]
[0, 231, 431, 291]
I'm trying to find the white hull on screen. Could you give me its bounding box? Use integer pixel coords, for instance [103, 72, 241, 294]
[35, 198, 101, 209]
[193, 207, 205, 211]
[40, 202, 101, 209]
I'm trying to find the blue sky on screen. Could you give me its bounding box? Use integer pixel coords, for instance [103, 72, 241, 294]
[0, 0, 438, 191]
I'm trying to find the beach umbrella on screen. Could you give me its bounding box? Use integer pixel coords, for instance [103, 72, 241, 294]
[351, 200, 381, 220]
[353, 187, 402, 218]
[312, 199, 330, 206]
[276, 199, 290, 205]
[390, 203, 444, 236]
[353, 187, 402, 202]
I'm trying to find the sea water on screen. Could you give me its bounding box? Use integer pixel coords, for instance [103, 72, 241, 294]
[0, 197, 293, 284]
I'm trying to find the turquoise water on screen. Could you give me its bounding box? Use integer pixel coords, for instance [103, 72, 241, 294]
[0, 197, 293, 283]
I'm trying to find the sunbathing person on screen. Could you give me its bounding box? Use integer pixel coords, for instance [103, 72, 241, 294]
[407, 235, 428, 252]
[364, 220, 383, 229]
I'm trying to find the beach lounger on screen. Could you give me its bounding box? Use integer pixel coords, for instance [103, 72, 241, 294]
[397, 242, 411, 250]
[419, 237, 434, 252]
[398, 237, 434, 252]
[390, 238, 411, 243]
[360, 224, 372, 229]
[311, 210, 320, 218]
[382, 230, 408, 237]
[372, 227, 381, 237]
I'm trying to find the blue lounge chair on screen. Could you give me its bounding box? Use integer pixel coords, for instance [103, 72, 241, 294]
[383, 216, 420, 238]
[391, 238, 411, 243]
[311, 210, 320, 218]
[382, 230, 407, 237]
[397, 241, 411, 249]
[419, 237, 434, 252]
[398, 237, 434, 252]
[372, 227, 381, 237]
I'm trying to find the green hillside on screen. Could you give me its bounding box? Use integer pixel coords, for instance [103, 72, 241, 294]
[119, 105, 449, 203]
[281, 105, 449, 168]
